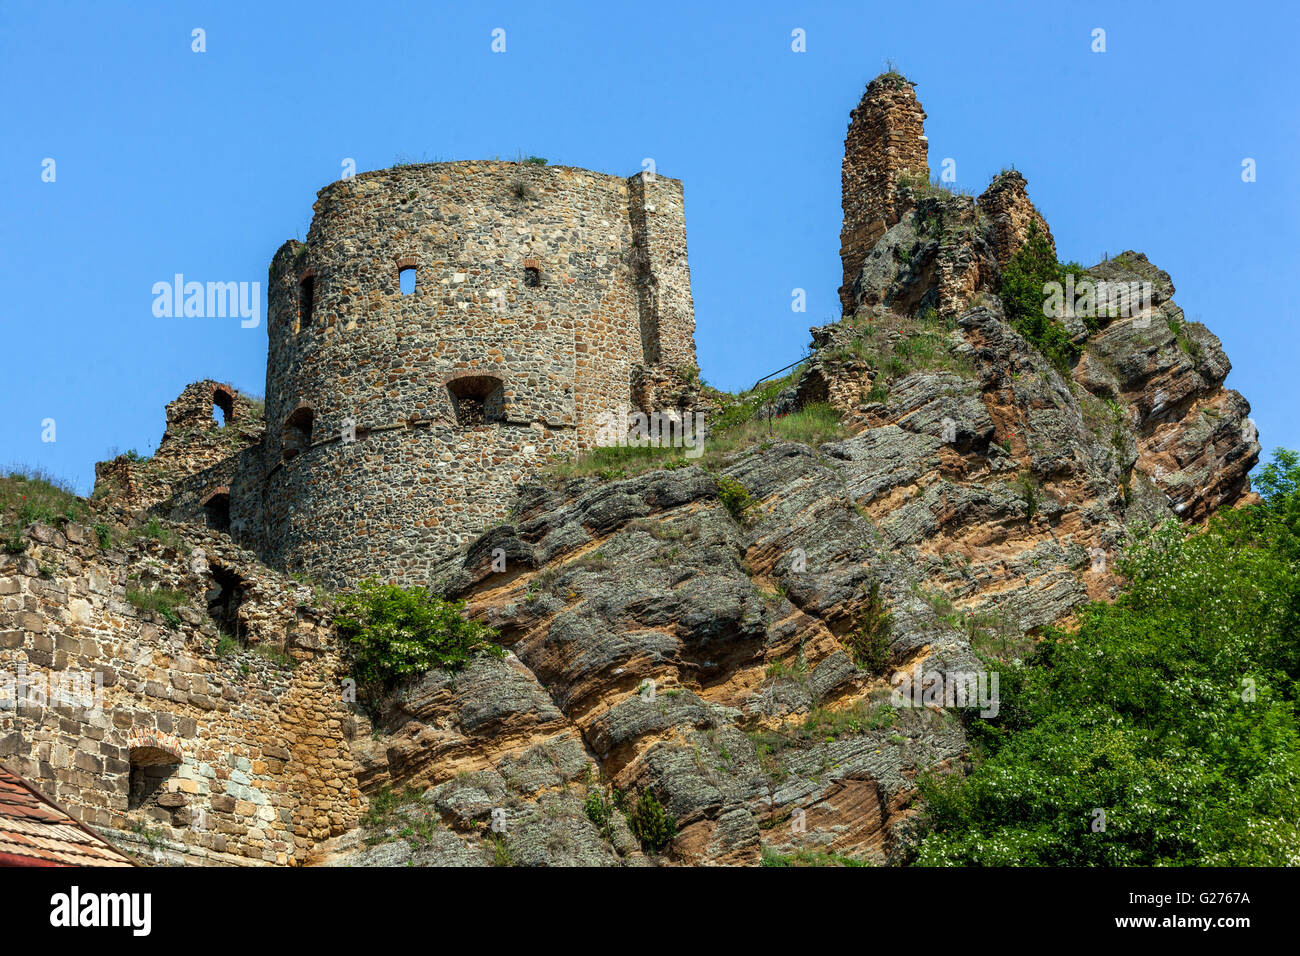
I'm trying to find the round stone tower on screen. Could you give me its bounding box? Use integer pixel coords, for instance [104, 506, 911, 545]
[260, 161, 696, 586]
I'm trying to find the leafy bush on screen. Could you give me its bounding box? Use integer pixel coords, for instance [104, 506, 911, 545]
[716, 476, 759, 523]
[912, 449, 1300, 865]
[625, 788, 677, 853]
[583, 788, 618, 837]
[334, 579, 503, 687]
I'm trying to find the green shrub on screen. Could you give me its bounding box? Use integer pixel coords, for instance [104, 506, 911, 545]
[1013, 470, 1039, 522]
[583, 788, 613, 834]
[998, 223, 1084, 374]
[716, 476, 759, 524]
[334, 579, 503, 687]
[844, 581, 892, 673]
[625, 788, 677, 853]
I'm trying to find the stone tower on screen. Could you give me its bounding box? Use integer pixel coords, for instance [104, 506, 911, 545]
[251, 161, 696, 586]
[839, 74, 929, 314]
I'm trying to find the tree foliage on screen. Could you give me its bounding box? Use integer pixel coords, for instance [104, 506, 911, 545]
[913, 449, 1300, 865]
[998, 223, 1089, 373]
[334, 579, 502, 687]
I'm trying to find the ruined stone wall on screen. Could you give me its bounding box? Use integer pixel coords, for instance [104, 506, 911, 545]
[627, 173, 696, 370]
[256, 161, 696, 586]
[0, 520, 360, 865]
[94, 382, 264, 513]
[977, 170, 1055, 266]
[840, 75, 929, 315]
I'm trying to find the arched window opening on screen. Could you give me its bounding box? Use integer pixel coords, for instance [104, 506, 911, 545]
[212, 388, 234, 427]
[523, 259, 541, 287]
[399, 266, 417, 295]
[446, 375, 505, 427]
[282, 405, 314, 460]
[127, 731, 183, 813]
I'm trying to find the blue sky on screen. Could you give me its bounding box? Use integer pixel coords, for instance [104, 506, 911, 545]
[3, 0, 1297, 493]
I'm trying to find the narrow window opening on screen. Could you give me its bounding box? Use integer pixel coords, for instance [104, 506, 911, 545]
[399, 266, 417, 295]
[523, 266, 541, 288]
[299, 275, 315, 327]
[206, 563, 246, 641]
[282, 406, 314, 460]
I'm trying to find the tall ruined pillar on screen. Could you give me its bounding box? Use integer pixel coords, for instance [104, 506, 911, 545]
[839, 74, 929, 314]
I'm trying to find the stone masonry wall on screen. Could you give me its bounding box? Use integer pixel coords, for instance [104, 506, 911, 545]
[0, 519, 361, 865]
[840, 74, 929, 315]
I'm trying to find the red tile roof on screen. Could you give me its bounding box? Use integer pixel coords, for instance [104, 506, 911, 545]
[0, 764, 134, 867]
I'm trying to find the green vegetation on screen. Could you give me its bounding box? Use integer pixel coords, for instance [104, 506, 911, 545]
[874, 60, 912, 89]
[761, 846, 870, 867]
[836, 310, 973, 388]
[544, 400, 844, 482]
[125, 581, 189, 629]
[843, 581, 893, 673]
[334, 578, 503, 688]
[583, 788, 614, 831]
[998, 222, 1090, 373]
[0, 468, 90, 552]
[362, 784, 425, 829]
[716, 476, 759, 524]
[912, 449, 1300, 865]
[624, 787, 677, 853]
[1013, 470, 1040, 522]
[749, 698, 897, 777]
[1167, 316, 1205, 363]
[126, 516, 188, 553]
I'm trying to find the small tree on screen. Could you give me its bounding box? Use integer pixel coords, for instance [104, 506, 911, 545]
[625, 788, 677, 853]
